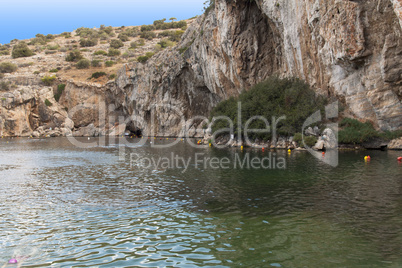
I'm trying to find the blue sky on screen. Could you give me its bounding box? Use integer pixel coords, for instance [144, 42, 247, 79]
[0, 0, 205, 44]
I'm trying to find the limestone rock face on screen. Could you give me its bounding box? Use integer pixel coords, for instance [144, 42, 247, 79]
[388, 137, 402, 149]
[0, 86, 67, 136]
[113, 0, 401, 136]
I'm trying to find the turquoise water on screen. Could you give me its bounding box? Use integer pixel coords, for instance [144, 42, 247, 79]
[0, 137, 401, 267]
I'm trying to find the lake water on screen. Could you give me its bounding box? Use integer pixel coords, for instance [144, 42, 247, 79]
[0, 137, 401, 267]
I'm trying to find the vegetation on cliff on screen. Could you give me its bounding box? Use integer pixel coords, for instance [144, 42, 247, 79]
[210, 77, 326, 141]
[12, 42, 34, 58]
[0, 62, 18, 73]
[338, 118, 402, 144]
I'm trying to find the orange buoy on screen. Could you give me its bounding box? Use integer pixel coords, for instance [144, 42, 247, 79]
[262, 147, 265, 152]
[397, 157, 402, 162]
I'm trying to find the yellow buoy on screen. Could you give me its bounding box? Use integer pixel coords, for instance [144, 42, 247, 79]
[288, 149, 291, 153]
[241, 145, 244, 151]
[209, 143, 212, 147]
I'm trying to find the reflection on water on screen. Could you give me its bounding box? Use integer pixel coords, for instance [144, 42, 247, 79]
[0, 137, 401, 267]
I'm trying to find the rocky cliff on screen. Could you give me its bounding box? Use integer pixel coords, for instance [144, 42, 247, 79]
[1, 0, 401, 137]
[115, 0, 402, 137]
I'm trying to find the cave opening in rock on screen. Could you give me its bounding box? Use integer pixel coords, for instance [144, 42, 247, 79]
[125, 121, 143, 137]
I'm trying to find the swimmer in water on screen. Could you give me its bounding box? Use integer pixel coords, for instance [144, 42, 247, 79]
[2, 256, 29, 268]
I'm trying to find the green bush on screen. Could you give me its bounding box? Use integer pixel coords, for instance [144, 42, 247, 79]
[65, 50, 83, 62]
[137, 52, 155, 63]
[93, 50, 107, 56]
[91, 59, 102, 67]
[140, 31, 156, 40]
[158, 39, 175, 48]
[99, 32, 109, 40]
[109, 74, 116, 80]
[45, 99, 53, 107]
[54, 84, 65, 102]
[29, 34, 48, 45]
[210, 77, 326, 140]
[153, 18, 166, 27]
[130, 39, 145, 49]
[118, 33, 130, 42]
[123, 27, 139, 37]
[338, 118, 380, 144]
[122, 52, 129, 59]
[105, 60, 115, 67]
[152, 19, 187, 30]
[0, 45, 10, 55]
[0, 62, 18, 73]
[108, 48, 121, 56]
[158, 30, 174, 37]
[137, 57, 147, 63]
[91, 72, 107, 79]
[41, 75, 56, 86]
[380, 130, 402, 140]
[110, 39, 124, 49]
[80, 38, 98, 47]
[76, 58, 90, 69]
[47, 44, 60, 50]
[49, 68, 59, 73]
[169, 30, 185, 42]
[100, 25, 114, 35]
[76, 27, 99, 38]
[0, 81, 10, 91]
[12, 42, 34, 58]
[141, 25, 155, 32]
[61, 32, 71, 38]
[304, 136, 318, 147]
[293, 133, 302, 145]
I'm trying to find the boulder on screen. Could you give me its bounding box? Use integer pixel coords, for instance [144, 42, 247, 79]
[73, 124, 98, 137]
[108, 123, 126, 136]
[313, 139, 325, 150]
[313, 128, 337, 150]
[63, 117, 74, 130]
[322, 128, 337, 149]
[305, 126, 320, 137]
[60, 128, 72, 137]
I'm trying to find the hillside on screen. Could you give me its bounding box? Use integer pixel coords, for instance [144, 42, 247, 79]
[0, 19, 193, 85]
